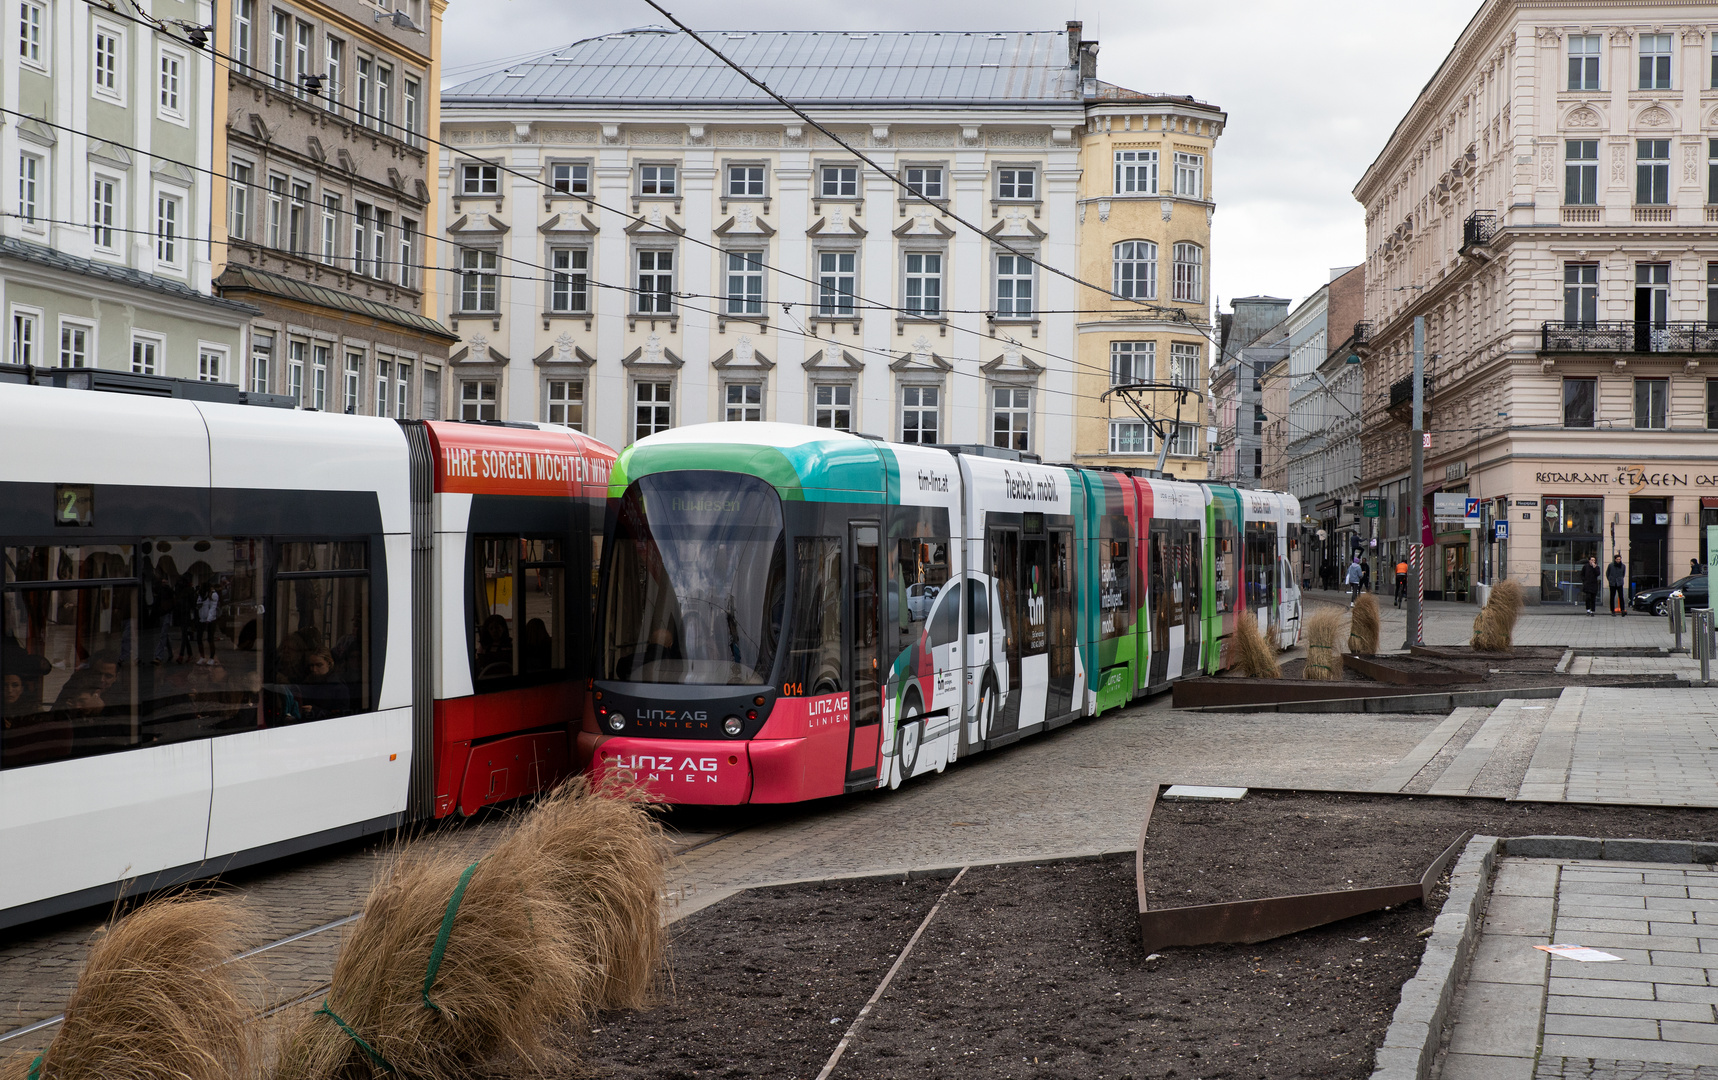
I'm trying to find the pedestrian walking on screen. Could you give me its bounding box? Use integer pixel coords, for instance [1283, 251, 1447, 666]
[1606, 554, 1627, 616]
[1345, 555, 1363, 607]
[1394, 559, 1409, 608]
[1359, 558, 1371, 594]
[1580, 556, 1601, 616]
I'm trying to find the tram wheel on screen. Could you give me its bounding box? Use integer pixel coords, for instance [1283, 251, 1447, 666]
[892, 692, 923, 789]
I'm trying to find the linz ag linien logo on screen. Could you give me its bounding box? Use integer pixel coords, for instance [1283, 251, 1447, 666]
[614, 754, 722, 783]
[1003, 468, 1059, 503]
[634, 708, 709, 726]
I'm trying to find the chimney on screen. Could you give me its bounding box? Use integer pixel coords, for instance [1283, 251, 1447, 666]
[1081, 37, 1099, 80]
[1066, 21, 1081, 68]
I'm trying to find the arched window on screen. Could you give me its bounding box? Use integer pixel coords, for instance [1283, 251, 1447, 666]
[1172, 242, 1203, 302]
[1112, 240, 1156, 300]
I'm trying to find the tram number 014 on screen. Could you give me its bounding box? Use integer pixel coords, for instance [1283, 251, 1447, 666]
[781, 682, 804, 697]
[55, 485, 93, 527]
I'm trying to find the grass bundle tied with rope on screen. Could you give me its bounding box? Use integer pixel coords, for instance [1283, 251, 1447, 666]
[1471, 578, 1525, 653]
[1304, 607, 1345, 682]
[0, 895, 252, 1080]
[271, 777, 668, 1080]
[1230, 610, 1281, 679]
[1348, 593, 1381, 655]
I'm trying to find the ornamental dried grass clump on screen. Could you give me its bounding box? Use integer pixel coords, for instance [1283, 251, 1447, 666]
[270, 777, 667, 1080]
[1230, 610, 1281, 679]
[0, 895, 252, 1080]
[1304, 607, 1345, 682]
[1348, 593, 1381, 655]
[1471, 579, 1525, 653]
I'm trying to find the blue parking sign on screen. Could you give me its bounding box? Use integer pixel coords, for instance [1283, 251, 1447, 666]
[1495, 521, 1509, 540]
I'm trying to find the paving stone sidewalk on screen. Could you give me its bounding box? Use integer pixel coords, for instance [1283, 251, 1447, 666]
[1442, 858, 1718, 1080]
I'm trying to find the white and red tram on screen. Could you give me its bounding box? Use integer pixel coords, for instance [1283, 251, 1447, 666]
[0, 380, 612, 929]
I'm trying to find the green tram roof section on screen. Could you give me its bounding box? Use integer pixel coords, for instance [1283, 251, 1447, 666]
[612, 423, 893, 502]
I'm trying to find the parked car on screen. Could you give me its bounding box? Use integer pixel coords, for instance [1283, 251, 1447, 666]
[1632, 574, 1709, 616]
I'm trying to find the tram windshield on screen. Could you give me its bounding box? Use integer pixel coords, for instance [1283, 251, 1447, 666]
[603, 472, 786, 685]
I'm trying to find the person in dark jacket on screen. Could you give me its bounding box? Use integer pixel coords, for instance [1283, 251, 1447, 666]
[1359, 558, 1371, 593]
[1606, 554, 1628, 616]
[1580, 556, 1601, 615]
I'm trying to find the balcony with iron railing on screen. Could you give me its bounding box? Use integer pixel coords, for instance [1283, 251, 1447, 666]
[1460, 210, 1497, 251]
[1540, 321, 1718, 354]
[1387, 373, 1431, 417]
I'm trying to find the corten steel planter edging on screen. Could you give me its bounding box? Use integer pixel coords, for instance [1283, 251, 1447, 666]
[1134, 783, 1471, 954]
[1344, 654, 1484, 687]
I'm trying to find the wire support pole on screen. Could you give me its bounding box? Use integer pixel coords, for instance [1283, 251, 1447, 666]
[1404, 315, 1426, 649]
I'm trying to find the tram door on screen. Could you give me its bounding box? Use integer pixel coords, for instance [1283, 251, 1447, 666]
[987, 526, 1022, 739]
[1148, 524, 1169, 687]
[1046, 528, 1076, 719]
[844, 524, 882, 787]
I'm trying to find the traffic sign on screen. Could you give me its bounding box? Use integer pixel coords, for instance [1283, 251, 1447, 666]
[1495, 521, 1509, 540]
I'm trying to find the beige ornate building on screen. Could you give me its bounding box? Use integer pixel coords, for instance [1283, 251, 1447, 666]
[1356, 0, 1718, 604]
[437, 24, 1221, 468]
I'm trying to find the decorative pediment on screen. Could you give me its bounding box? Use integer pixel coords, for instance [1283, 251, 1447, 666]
[533, 334, 596, 367]
[620, 334, 682, 369]
[447, 214, 509, 235]
[387, 167, 406, 192]
[151, 158, 195, 185]
[539, 213, 600, 235]
[713, 207, 777, 237]
[984, 210, 1046, 240]
[624, 206, 683, 234]
[1636, 105, 1674, 128]
[712, 335, 773, 370]
[88, 141, 132, 169]
[802, 348, 864, 372]
[246, 113, 272, 142]
[449, 332, 507, 366]
[1562, 105, 1601, 129]
[14, 115, 55, 147]
[890, 335, 951, 372]
[336, 148, 357, 174]
[305, 135, 327, 162]
[893, 212, 957, 238]
[415, 179, 431, 204]
[980, 341, 1044, 378]
[806, 207, 866, 238]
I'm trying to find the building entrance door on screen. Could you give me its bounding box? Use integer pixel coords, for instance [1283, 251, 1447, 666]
[1628, 497, 1669, 595]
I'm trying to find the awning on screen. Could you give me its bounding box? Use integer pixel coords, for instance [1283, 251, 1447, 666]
[1702, 497, 1718, 510]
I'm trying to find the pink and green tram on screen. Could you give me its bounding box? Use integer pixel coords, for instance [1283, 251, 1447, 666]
[580, 424, 1300, 804]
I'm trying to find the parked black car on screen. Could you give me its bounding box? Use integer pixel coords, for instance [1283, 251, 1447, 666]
[1632, 574, 1709, 616]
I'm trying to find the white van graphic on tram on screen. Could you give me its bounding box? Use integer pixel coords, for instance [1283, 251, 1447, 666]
[887, 571, 1007, 788]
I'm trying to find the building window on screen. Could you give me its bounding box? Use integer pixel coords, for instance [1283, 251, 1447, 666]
[10, 310, 37, 366]
[270, 10, 289, 84]
[131, 336, 159, 376]
[90, 175, 117, 251]
[1637, 139, 1670, 204]
[725, 251, 765, 315]
[422, 364, 440, 420]
[1637, 262, 1670, 325]
[550, 248, 588, 313]
[58, 321, 88, 368]
[991, 387, 1030, 452]
[17, 152, 40, 225]
[1110, 340, 1152, 385]
[287, 340, 305, 403]
[1253, 448, 1262, 480]
[18, 0, 43, 66]
[251, 332, 272, 394]
[551, 162, 588, 195]
[229, 162, 251, 241]
[1167, 423, 1198, 457]
[459, 248, 497, 312]
[820, 165, 858, 198]
[266, 174, 285, 248]
[1115, 149, 1157, 194]
[233, 0, 252, 67]
[1113, 240, 1157, 300]
[93, 24, 120, 94]
[634, 381, 671, 440]
[1172, 243, 1203, 302]
[546, 379, 584, 429]
[1173, 153, 1204, 198]
[1710, 140, 1718, 205]
[399, 219, 417, 289]
[287, 180, 310, 254]
[1568, 34, 1600, 90]
[354, 56, 371, 124]
[1709, 262, 1718, 323]
[403, 77, 420, 144]
[635, 249, 674, 314]
[1708, 379, 1718, 430]
[638, 164, 676, 197]
[900, 385, 939, 443]
[291, 21, 311, 98]
[1639, 33, 1672, 90]
[1563, 377, 1596, 428]
[1109, 419, 1148, 455]
[351, 202, 369, 274]
[996, 167, 1035, 200]
[374, 358, 390, 416]
[310, 343, 329, 411]
[198, 348, 223, 383]
[818, 251, 856, 316]
[374, 63, 393, 129]
[461, 379, 497, 422]
[727, 165, 765, 197]
[320, 195, 339, 264]
[1565, 140, 1598, 204]
[994, 253, 1034, 318]
[460, 163, 499, 196]
[395, 362, 411, 419]
[155, 193, 181, 267]
[724, 382, 763, 422]
[324, 36, 343, 107]
[904, 252, 943, 316]
[813, 384, 852, 430]
[1169, 342, 1200, 388]
[905, 166, 942, 199]
[344, 351, 362, 414]
[370, 208, 389, 280]
[1634, 378, 1668, 430]
[1563, 262, 1598, 323]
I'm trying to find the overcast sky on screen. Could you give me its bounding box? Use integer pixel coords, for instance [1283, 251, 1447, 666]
[441, 0, 1483, 316]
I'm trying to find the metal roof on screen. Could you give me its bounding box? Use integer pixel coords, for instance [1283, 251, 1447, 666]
[444, 28, 1085, 107]
[215, 265, 458, 342]
[1, 237, 259, 316]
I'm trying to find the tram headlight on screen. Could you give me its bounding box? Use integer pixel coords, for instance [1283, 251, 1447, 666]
[723, 716, 744, 737]
[607, 714, 626, 732]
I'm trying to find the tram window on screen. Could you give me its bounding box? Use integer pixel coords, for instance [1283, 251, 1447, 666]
[895, 536, 950, 652]
[965, 576, 990, 632]
[1099, 534, 1128, 640]
[274, 541, 369, 723]
[1022, 536, 1049, 655]
[1048, 530, 1074, 679]
[783, 537, 842, 695]
[2, 539, 266, 769]
[928, 588, 958, 647]
[473, 537, 567, 682]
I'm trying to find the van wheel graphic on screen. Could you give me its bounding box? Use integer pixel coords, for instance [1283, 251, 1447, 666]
[892, 690, 922, 790]
[977, 673, 999, 742]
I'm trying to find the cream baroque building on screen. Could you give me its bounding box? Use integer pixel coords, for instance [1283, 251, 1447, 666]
[436, 24, 1222, 466]
[1356, 0, 1718, 604]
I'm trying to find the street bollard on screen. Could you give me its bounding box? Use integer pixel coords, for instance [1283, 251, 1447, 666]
[1695, 609, 1712, 685]
[1672, 594, 1685, 652]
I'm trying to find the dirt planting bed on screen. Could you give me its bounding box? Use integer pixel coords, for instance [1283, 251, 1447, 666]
[580, 792, 1718, 1080]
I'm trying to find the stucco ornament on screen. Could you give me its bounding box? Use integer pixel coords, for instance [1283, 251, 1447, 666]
[554, 332, 575, 361]
[912, 336, 933, 365]
[469, 332, 489, 361]
[643, 334, 664, 365]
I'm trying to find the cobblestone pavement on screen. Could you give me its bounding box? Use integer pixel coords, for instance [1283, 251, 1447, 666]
[1444, 858, 1718, 1080]
[1521, 689, 1718, 806]
[1308, 590, 1679, 649]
